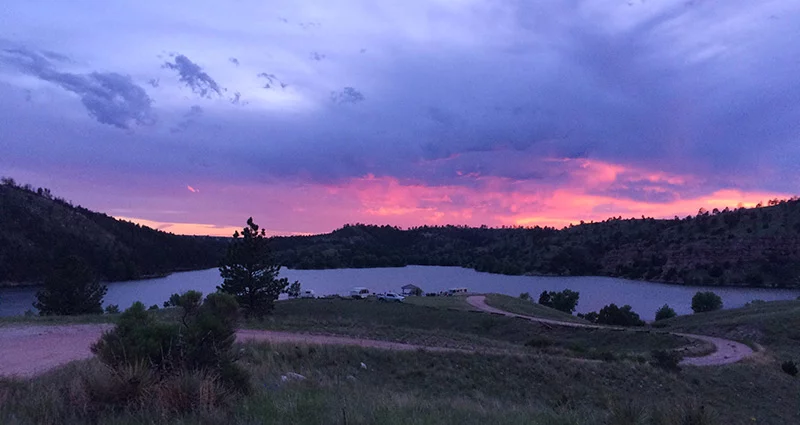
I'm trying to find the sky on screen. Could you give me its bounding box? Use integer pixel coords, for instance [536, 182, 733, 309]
[1, 0, 799, 236]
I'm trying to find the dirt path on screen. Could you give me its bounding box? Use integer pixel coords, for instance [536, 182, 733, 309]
[0, 325, 489, 379]
[466, 295, 753, 366]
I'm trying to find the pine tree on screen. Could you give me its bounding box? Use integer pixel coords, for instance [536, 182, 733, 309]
[217, 217, 293, 318]
[34, 256, 107, 315]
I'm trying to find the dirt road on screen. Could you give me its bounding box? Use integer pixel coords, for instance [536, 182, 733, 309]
[465, 295, 753, 366]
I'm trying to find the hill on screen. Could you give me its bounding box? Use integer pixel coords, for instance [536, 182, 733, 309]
[272, 198, 800, 288]
[0, 179, 228, 286]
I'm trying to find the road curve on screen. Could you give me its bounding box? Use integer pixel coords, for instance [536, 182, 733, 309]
[466, 295, 753, 366]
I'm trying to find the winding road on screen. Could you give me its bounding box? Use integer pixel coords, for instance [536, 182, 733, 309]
[466, 295, 753, 367]
[0, 296, 754, 378]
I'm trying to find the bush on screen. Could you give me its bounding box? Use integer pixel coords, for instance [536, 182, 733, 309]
[538, 289, 580, 314]
[577, 311, 599, 323]
[164, 292, 182, 308]
[650, 349, 682, 372]
[104, 304, 120, 314]
[654, 304, 676, 321]
[782, 360, 798, 377]
[148, 304, 159, 311]
[519, 292, 531, 301]
[691, 291, 723, 313]
[596, 304, 645, 326]
[91, 292, 249, 396]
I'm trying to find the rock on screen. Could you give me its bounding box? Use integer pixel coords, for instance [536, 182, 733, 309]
[285, 372, 307, 381]
[360, 362, 367, 370]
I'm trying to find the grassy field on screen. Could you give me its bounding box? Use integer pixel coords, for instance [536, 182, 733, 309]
[483, 294, 591, 323]
[244, 296, 696, 360]
[2, 340, 798, 425]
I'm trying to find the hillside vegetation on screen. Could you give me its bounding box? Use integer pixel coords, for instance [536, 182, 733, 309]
[0, 179, 228, 286]
[273, 198, 800, 288]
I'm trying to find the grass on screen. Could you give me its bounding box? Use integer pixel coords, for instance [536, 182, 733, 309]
[483, 294, 592, 323]
[657, 299, 800, 358]
[243, 297, 694, 360]
[2, 341, 798, 424]
[0, 313, 116, 326]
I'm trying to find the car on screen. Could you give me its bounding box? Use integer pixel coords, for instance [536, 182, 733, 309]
[350, 287, 371, 299]
[377, 292, 405, 302]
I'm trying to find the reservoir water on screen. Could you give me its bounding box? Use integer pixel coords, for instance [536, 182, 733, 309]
[1, 266, 798, 320]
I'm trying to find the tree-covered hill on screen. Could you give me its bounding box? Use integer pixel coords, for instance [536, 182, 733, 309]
[0, 179, 228, 286]
[272, 198, 800, 288]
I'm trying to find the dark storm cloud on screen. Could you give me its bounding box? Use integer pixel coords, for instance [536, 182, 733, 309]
[162, 54, 223, 98]
[170, 104, 203, 133]
[330, 87, 364, 104]
[1, 47, 153, 129]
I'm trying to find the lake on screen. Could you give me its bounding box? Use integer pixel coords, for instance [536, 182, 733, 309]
[1, 266, 798, 320]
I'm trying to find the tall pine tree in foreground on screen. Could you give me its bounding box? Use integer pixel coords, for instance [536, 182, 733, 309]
[34, 255, 107, 315]
[218, 217, 295, 318]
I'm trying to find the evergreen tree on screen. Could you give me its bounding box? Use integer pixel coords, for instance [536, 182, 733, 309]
[34, 255, 107, 315]
[218, 217, 292, 318]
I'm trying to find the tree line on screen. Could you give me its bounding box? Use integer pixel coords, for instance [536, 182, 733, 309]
[271, 198, 800, 288]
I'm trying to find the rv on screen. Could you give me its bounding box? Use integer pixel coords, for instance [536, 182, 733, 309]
[447, 287, 468, 295]
[300, 289, 316, 299]
[350, 287, 371, 299]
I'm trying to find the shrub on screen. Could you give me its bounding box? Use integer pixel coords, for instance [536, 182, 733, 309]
[781, 360, 798, 377]
[691, 291, 723, 313]
[104, 304, 120, 314]
[654, 304, 676, 321]
[650, 349, 682, 372]
[519, 292, 531, 301]
[596, 304, 645, 326]
[538, 289, 580, 314]
[744, 299, 765, 307]
[148, 304, 159, 311]
[92, 292, 248, 392]
[577, 311, 599, 323]
[164, 292, 182, 308]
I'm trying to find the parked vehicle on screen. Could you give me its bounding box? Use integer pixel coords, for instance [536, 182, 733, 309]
[300, 290, 316, 299]
[350, 287, 371, 299]
[447, 287, 468, 295]
[377, 292, 405, 302]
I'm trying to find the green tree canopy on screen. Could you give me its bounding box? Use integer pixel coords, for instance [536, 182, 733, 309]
[654, 304, 677, 321]
[34, 255, 107, 315]
[596, 304, 645, 327]
[539, 289, 580, 314]
[691, 291, 723, 313]
[218, 217, 296, 318]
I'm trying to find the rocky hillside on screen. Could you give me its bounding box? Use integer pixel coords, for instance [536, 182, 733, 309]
[272, 199, 800, 288]
[0, 180, 228, 286]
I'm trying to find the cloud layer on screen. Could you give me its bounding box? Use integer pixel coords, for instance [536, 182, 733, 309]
[0, 0, 798, 235]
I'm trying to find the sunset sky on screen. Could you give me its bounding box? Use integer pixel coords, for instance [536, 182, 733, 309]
[1, 0, 799, 236]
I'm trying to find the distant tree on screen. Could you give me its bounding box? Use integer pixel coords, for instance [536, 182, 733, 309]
[163, 292, 182, 308]
[654, 304, 677, 321]
[34, 256, 107, 315]
[596, 304, 645, 326]
[539, 289, 580, 314]
[519, 292, 531, 301]
[691, 291, 723, 313]
[218, 217, 294, 318]
[286, 281, 302, 298]
[104, 304, 120, 314]
[538, 290, 552, 307]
